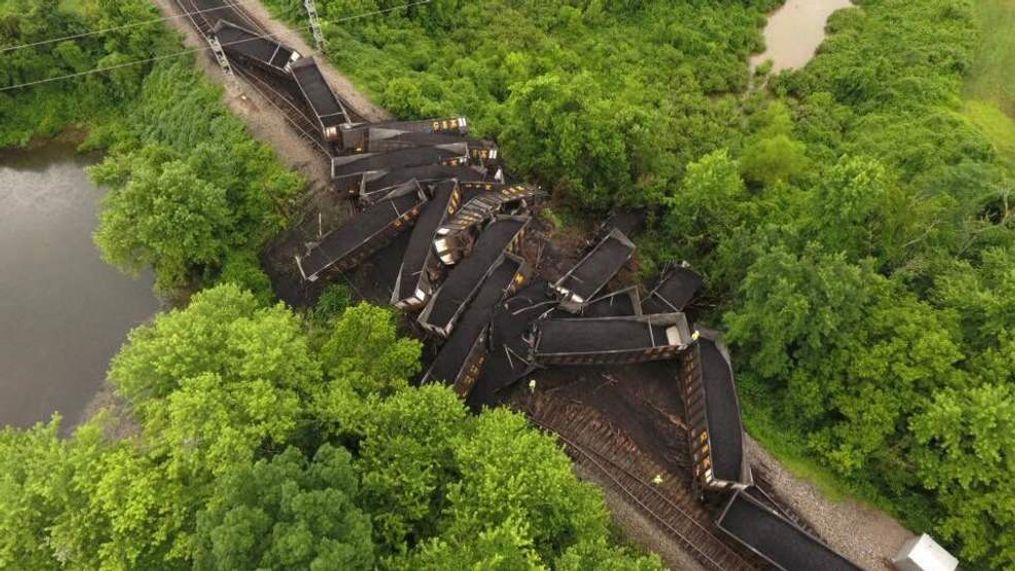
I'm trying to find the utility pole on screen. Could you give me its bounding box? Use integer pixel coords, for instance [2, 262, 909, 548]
[304, 0, 327, 53]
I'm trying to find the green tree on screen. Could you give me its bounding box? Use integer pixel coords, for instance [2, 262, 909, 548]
[319, 303, 421, 398]
[194, 445, 374, 571]
[443, 409, 617, 563]
[663, 149, 749, 256]
[92, 152, 234, 292]
[910, 385, 1015, 568]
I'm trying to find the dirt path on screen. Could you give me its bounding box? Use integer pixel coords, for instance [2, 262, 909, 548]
[746, 436, 914, 570]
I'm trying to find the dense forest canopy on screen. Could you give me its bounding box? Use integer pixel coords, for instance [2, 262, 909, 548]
[258, 0, 1015, 567]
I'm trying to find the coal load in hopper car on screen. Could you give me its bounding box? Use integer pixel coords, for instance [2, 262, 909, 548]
[532, 313, 691, 366]
[553, 228, 636, 312]
[331, 146, 470, 194]
[391, 180, 464, 309]
[642, 262, 704, 314]
[212, 20, 301, 76]
[357, 164, 490, 205]
[580, 286, 642, 318]
[679, 330, 752, 493]
[296, 182, 427, 281]
[338, 117, 468, 151]
[716, 490, 862, 571]
[421, 254, 529, 396]
[290, 57, 350, 142]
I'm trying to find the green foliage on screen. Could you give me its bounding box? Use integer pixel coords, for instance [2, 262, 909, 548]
[108, 285, 320, 478]
[217, 252, 274, 306]
[92, 151, 234, 291]
[1, 290, 649, 568]
[911, 384, 1015, 568]
[310, 283, 355, 325]
[86, 61, 302, 293]
[260, 0, 779, 212]
[0, 419, 68, 568]
[0, 0, 171, 146]
[319, 303, 421, 397]
[194, 445, 374, 571]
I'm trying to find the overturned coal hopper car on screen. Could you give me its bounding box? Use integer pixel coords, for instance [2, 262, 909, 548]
[418, 215, 530, 337]
[433, 184, 540, 265]
[391, 180, 463, 309]
[338, 117, 469, 152]
[716, 490, 862, 571]
[580, 286, 642, 318]
[642, 262, 704, 314]
[331, 146, 470, 194]
[532, 313, 691, 366]
[679, 330, 752, 493]
[357, 164, 490, 205]
[212, 20, 301, 76]
[295, 182, 426, 282]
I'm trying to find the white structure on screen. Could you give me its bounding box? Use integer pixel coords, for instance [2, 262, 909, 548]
[892, 534, 959, 571]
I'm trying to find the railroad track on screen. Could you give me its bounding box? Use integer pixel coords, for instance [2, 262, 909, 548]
[522, 394, 759, 571]
[172, 0, 361, 155]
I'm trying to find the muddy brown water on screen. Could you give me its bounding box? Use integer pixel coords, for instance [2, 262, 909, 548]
[0, 145, 160, 430]
[751, 0, 854, 73]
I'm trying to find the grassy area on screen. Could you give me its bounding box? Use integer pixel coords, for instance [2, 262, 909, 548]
[965, 100, 1015, 169]
[965, 0, 1015, 117]
[964, 0, 1015, 170]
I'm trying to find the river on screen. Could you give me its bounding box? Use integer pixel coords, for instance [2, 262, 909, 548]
[751, 0, 854, 73]
[0, 145, 160, 430]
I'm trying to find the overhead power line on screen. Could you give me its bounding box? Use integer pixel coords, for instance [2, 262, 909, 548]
[0, 0, 431, 93]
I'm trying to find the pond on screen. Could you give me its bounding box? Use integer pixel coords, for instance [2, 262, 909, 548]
[751, 0, 854, 73]
[0, 145, 160, 430]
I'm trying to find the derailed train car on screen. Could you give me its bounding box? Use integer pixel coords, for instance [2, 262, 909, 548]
[331, 146, 470, 194]
[357, 164, 490, 205]
[295, 182, 427, 281]
[716, 491, 862, 571]
[391, 180, 463, 309]
[290, 57, 350, 142]
[679, 330, 753, 493]
[338, 117, 469, 151]
[553, 228, 636, 312]
[531, 313, 692, 366]
[642, 262, 704, 314]
[433, 184, 540, 264]
[421, 254, 529, 396]
[418, 215, 530, 337]
[212, 20, 301, 76]
[344, 128, 498, 159]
